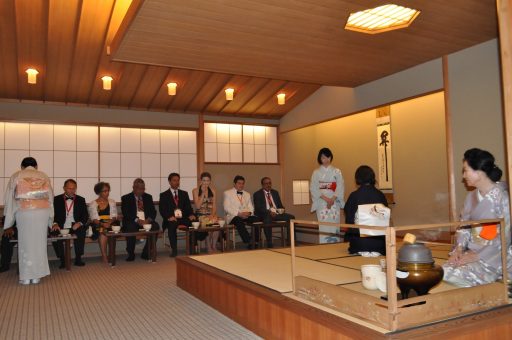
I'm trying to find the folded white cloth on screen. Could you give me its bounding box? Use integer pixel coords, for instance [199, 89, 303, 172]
[358, 251, 382, 257]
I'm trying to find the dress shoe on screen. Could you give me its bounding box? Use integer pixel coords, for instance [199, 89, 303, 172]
[31, 278, 40, 284]
[59, 262, 66, 269]
[266, 243, 274, 249]
[0, 265, 10, 273]
[247, 244, 253, 250]
[74, 260, 85, 267]
[141, 253, 150, 260]
[19, 279, 31, 285]
[170, 249, 177, 257]
[126, 254, 135, 262]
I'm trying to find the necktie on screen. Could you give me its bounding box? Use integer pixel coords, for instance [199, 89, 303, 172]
[173, 191, 179, 205]
[137, 197, 144, 211]
[266, 192, 274, 208]
[237, 191, 243, 195]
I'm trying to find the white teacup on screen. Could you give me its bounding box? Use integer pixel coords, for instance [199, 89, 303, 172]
[192, 222, 200, 229]
[59, 228, 70, 236]
[218, 220, 225, 228]
[112, 226, 121, 233]
[276, 208, 285, 214]
[143, 224, 152, 231]
[361, 264, 381, 290]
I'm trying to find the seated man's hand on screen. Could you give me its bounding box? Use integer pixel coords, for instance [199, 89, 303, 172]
[137, 219, 145, 226]
[51, 224, 61, 232]
[238, 211, 251, 219]
[72, 222, 81, 231]
[3, 228, 15, 238]
[189, 215, 196, 221]
[168, 216, 177, 222]
[270, 211, 277, 218]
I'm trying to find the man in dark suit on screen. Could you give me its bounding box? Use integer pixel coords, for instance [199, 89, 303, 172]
[50, 179, 89, 268]
[159, 172, 196, 257]
[0, 217, 16, 273]
[121, 178, 159, 261]
[253, 177, 295, 247]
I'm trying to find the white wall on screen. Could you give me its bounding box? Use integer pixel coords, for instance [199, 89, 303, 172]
[280, 59, 443, 132]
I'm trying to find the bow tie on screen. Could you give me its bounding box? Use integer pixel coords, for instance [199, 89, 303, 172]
[236, 191, 243, 195]
[65, 196, 74, 200]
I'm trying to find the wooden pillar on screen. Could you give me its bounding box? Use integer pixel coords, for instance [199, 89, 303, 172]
[197, 114, 205, 178]
[442, 56, 457, 222]
[497, 0, 512, 222]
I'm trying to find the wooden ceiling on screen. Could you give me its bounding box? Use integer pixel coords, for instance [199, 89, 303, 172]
[0, 0, 499, 119]
[113, 0, 498, 87]
[0, 0, 320, 119]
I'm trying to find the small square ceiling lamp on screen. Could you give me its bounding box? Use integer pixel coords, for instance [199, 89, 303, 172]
[345, 4, 420, 34]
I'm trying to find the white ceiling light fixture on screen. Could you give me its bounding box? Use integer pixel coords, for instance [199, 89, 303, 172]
[225, 88, 234, 101]
[345, 4, 420, 34]
[26, 68, 39, 84]
[167, 82, 177, 95]
[277, 93, 286, 105]
[101, 76, 113, 90]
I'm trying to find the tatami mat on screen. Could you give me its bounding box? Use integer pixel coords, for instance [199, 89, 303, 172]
[191, 250, 361, 293]
[270, 243, 351, 260]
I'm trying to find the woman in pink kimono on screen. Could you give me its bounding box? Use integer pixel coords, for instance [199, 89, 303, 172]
[444, 148, 512, 287]
[3, 157, 54, 285]
[310, 148, 345, 243]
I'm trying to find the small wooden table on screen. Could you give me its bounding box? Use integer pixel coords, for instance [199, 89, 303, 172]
[103, 230, 160, 267]
[10, 234, 77, 271]
[247, 221, 288, 249]
[178, 225, 234, 255]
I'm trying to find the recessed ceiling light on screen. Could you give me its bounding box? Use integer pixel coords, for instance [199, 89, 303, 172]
[345, 4, 420, 34]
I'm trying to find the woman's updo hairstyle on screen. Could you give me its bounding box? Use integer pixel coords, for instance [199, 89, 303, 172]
[463, 148, 502, 182]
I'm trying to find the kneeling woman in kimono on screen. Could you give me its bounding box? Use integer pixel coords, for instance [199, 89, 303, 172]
[3, 157, 54, 285]
[444, 148, 512, 287]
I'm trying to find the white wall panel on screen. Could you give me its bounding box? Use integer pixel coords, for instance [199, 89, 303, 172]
[121, 128, 141, 152]
[179, 177, 195, 199]
[204, 143, 217, 162]
[76, 177, 98, 202]
[216, 124, 230, 143]
[141, 153, 160, 177]
[0, 122, 5, 149]
[243, 125, 254, 143]
[121, 153, 141, 178]
[265, 126, 277, 145]
[100, 152, 120, 177]
[229, 125, 242, 143]
[77, 126, 98, 151]
[54, 151, 76, 178]
[101, 177, 121, 202]
[5, 150, 27, 175]
[144, 177, 161, 200]
[266, 145, 278, 163]
[253, 126, 266, 144]
[254, 145, 266, 163]
[30, 124, 53, 150]
[0, 150, 4, 177]
[5, 123, 29, 150]
[179, 130, 196, 153]
[121, 177, 134, 198]
[217, 143, 230, 162]
[230, 144, 242, 162]
[54, 125, 77, 151]
[77, 152, 98, 177]
[179, 154, 197, 177]
[100, 127, 120, 152]
[160, 154, 179, 177]
[243, 144, 254, 163]
[204, 123, 217, 142]
[160, 130, 179, 153]
[141, 129, 160, 153]
[30, 150, 54, 177]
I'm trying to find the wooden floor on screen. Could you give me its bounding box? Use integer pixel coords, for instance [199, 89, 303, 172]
[0, 254, 260, 340]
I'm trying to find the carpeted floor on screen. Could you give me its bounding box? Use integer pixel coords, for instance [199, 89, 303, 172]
[0, 254, 260, 340]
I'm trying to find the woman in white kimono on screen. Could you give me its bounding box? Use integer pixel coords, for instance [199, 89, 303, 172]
[310, 148, 345, 243]
[444, 148, 512, 287]
[3, 157, 54, 285]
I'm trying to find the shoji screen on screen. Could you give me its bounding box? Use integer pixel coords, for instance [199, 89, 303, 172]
[1, 123, 197, 205]
[99, 127, 197, 201]
[1, 122, 98, 204]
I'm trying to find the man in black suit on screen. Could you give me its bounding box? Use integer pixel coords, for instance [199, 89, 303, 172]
[121, 178, 159, 261]
[253, 177, 295, 247]
[50, 179, 89, 268]
[0, 217, 16, 273]
[159, 172, 196, 257]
